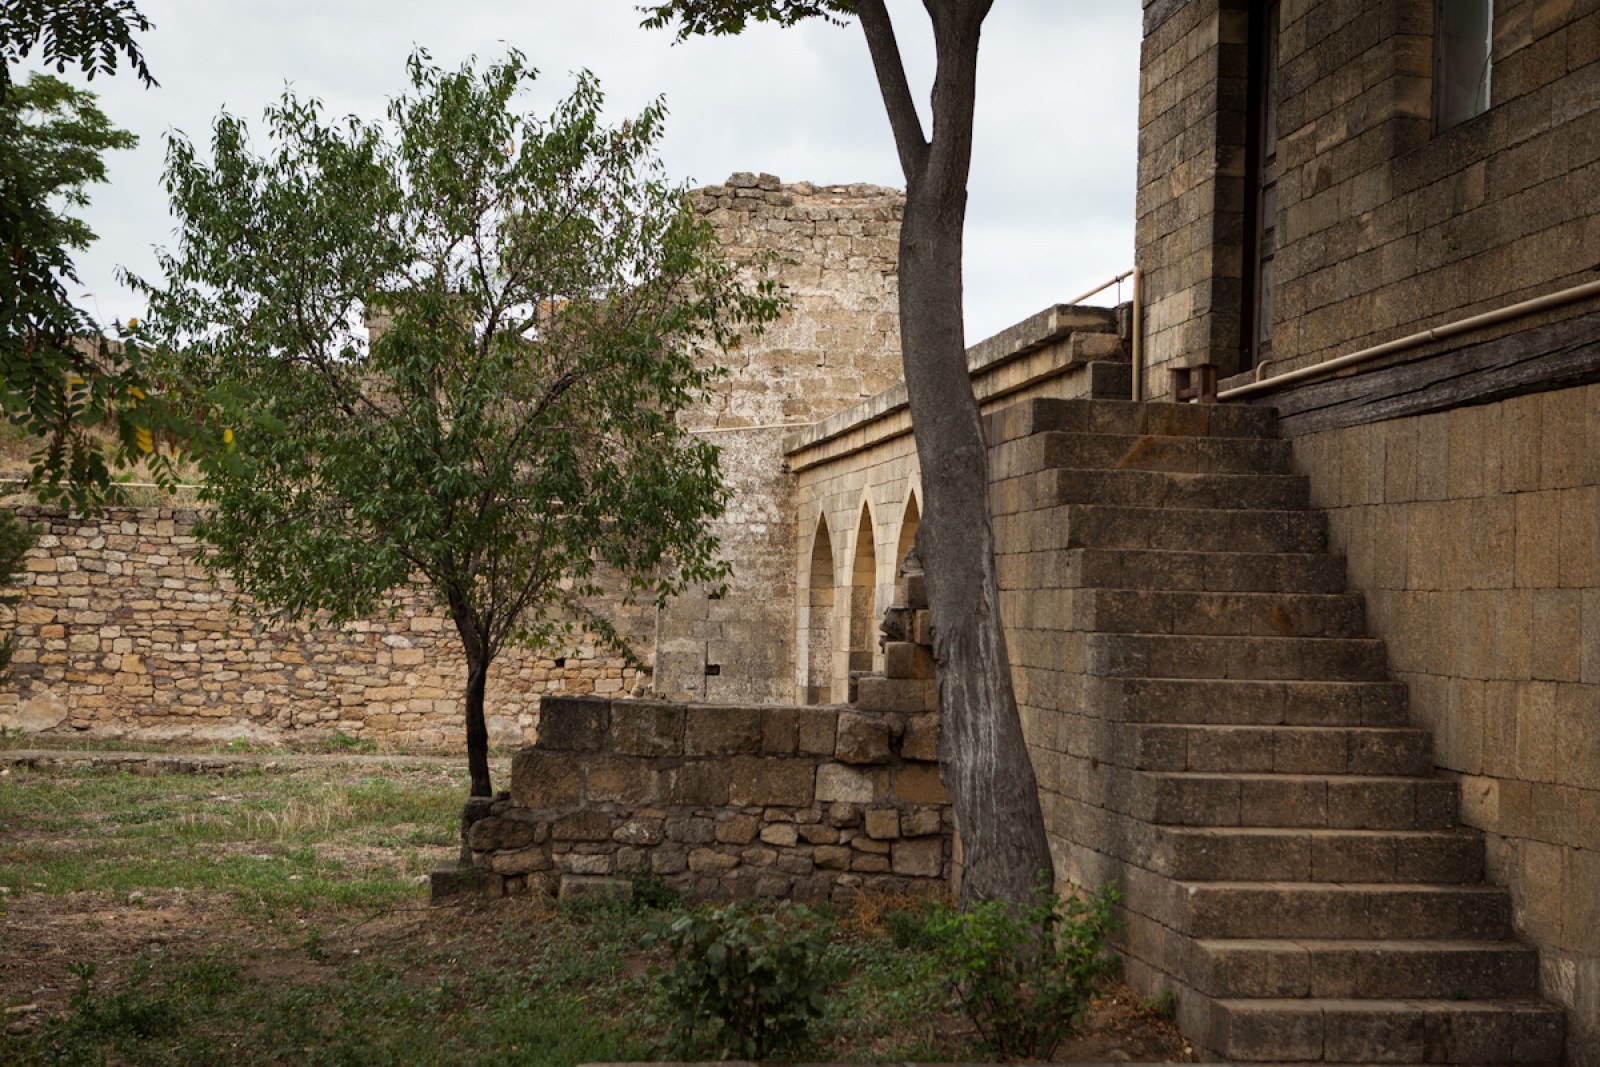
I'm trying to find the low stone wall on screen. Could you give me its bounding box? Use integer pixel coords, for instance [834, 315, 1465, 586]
[458, 695, 952, 902]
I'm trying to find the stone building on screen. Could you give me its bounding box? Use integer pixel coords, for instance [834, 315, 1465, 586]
[1125, 0, 1600, 1059]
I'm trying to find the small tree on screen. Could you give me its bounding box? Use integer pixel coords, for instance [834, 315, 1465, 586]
[642, 0, 1054, 906]
[136, 52, 783, 796]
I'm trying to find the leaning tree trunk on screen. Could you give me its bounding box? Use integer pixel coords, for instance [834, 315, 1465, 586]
[898, 181, 1054, 907]
[853, 0, 1053, 906]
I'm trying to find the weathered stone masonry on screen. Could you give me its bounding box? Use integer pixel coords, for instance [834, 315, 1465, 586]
[460, 695, 952, 902]
[0, 506, 649, 746]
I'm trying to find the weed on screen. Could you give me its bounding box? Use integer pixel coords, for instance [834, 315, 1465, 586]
[1141, 988, 1177, 1018]
[926, 878, 1124, 1059]
[645, 900, 842, 1061]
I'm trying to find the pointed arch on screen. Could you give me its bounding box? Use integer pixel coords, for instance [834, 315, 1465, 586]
[896, 490, 921, 576]
[845, 502, 879, 688]
[803, 515, 837, 704]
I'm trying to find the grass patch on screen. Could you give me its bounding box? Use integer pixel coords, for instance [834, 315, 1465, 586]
[0, 757, 1194, 1065]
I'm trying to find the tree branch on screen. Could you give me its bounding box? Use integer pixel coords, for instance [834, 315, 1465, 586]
[854, 0, 929, 180]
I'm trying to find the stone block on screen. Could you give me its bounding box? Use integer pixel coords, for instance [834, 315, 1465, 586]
[816, 763, 876, 803]
[551, 810, 611, 842]
[852, 835, 891, 855]
[536, 697, 610, 752]
[797, 710, 838, 754]
[852, 853, 892, 873]
[428, 862, 481, 903]
[490, 846, 552, 875]
[612, 818, 664, 846]
[835, 712, 892, 764]
[901, 714, 940, 761]
[854, 676, 936, 713]
[814, 845, 852, 870]
[797, 823, 840, 844]
[777, 853, 814, 875]
[891, 837, 944, 878]
[467, 816, 542, 852]
[884, 641, 935, 679]
[689, 848, 739, 873]
[665, 816, 716, 844]
[760, 823, 799, 847]
[902, 808, 943, 837]
[729, 756, 816, 806]
[685, 705, 764, 755]
[715, 813, 761, 845]
[663, 761, 729, 806]
[610, 701, 684, 757]
[583, 757, 658, 804]
[560, 875, 632, 904]
[741, 846, 778, 867]
[892, 764, 949, 804]
[510, 750, 582, 809]
[651, 848, 688, 874]
[562, 852, 613, 875]
[864, 808, 901, 839]
[761, 707, 800, 753]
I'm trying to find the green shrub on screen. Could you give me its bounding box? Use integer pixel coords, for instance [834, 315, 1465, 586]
[928, 879, 1123, 1059]
[645, 900, 842, 1061]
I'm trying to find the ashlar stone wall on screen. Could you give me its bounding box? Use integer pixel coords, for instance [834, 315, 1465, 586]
[785, 304, 1129, 705]
[1288, 383, 1600, 1057]
[461, 695, 952, 902]
[1136, 1, 1600, 391]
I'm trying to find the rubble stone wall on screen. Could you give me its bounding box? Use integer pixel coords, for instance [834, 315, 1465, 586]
[0, 506, 650, 746]
[651, 176, 906, 706]
[462, 695, 952, 902]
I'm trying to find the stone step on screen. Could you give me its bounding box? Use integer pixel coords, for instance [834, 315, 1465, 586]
[1122, 723, 1434, 775]
[1148, 827, 1483, 883]
[1080, 588, 1369, 638]
[1031, 466, 1311, 511]
[1086, 633, 1389, 681]
[1187, 938, 1541, 1001]
[1177, 882, 1515, 941]
[1085, 356, 1133, 398]
[987, 397, 1281, 444]
[1086, 676, 1411, 726]
[1129, 772, 1457, 829]
[1059, 504, 1327, 554]
[1205, 996, 1565, 1064]
[1064, 547, 1350, 594]
[995, 429, 1296, 476]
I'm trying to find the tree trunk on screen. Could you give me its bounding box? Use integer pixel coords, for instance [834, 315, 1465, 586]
[897, 183, 1054, 906]
[464, 653, 493, 797]
[849, 0, 1053, 906]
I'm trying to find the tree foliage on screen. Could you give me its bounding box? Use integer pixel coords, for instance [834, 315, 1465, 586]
[0, 0, 155, 92]
[1, 1, 167, 509]
[135, 51, 784, 796]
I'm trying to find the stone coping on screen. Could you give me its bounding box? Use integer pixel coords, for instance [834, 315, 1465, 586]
[781, 303, 1119, 459]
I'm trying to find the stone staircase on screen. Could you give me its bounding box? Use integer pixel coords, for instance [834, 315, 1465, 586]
[982, 397, 1567, 1065]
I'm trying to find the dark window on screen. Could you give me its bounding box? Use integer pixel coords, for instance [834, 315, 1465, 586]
[1435, 0, 1493, 132]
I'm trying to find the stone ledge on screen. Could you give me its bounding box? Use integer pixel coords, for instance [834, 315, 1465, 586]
[783, 304, 1122, 469]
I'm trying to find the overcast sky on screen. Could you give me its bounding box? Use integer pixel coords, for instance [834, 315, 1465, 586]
[28, 1, 1141, 344]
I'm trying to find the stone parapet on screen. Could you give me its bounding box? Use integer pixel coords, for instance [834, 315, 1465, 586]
[457, 695, 953, 902]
